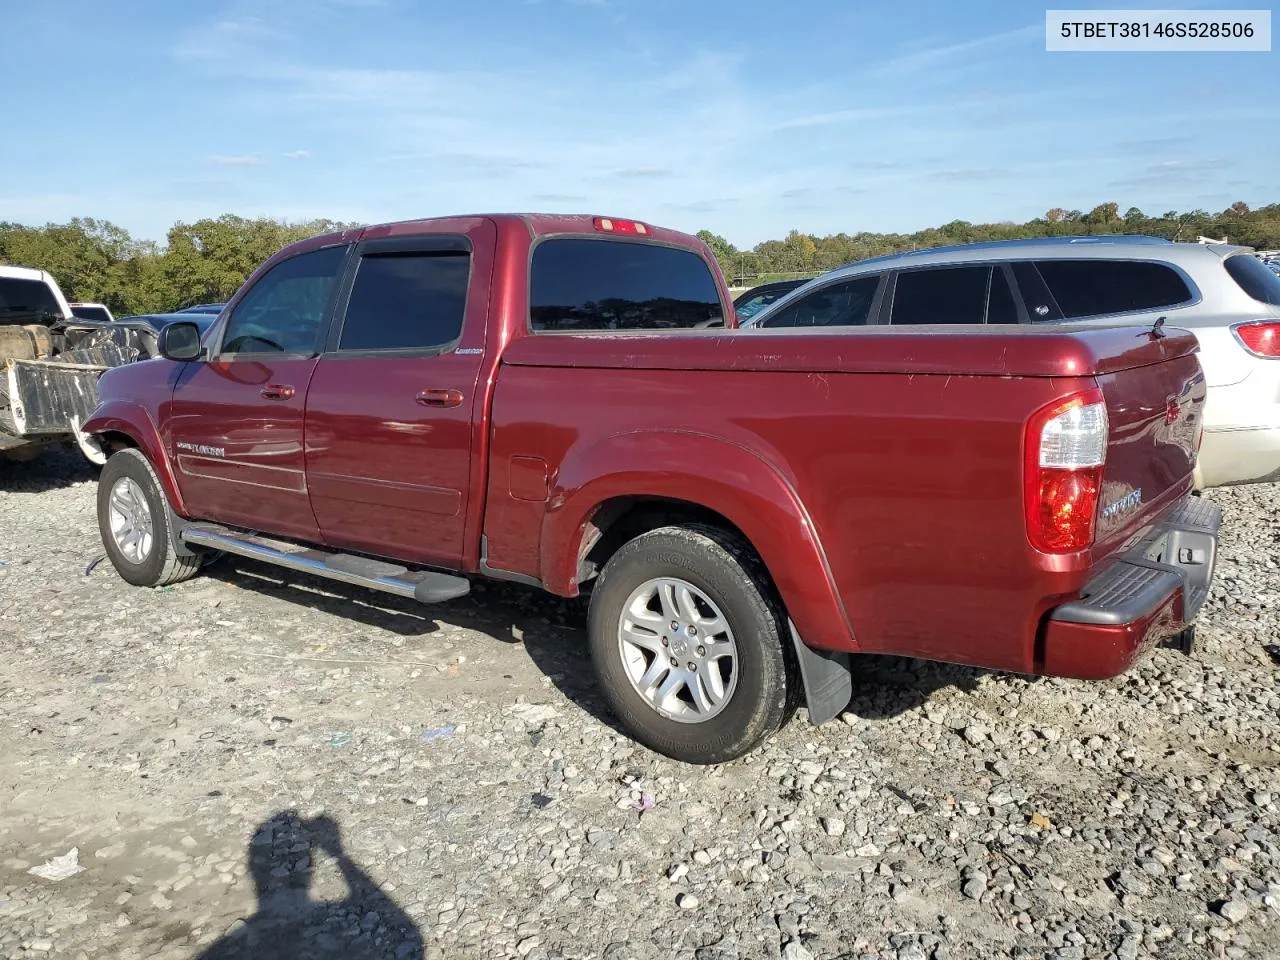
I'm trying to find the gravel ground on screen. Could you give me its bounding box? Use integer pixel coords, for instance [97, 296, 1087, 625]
[1, 448, 1277, 960]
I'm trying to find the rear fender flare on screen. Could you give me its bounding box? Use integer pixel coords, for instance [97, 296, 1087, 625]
[542, 430, 857, 654]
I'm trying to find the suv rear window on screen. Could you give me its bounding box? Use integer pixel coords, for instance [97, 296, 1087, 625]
[1224, 254, 1280, 306]
[1033, 259, 1192, 318]
[891, 266, 989, 325]
[0, 278, 62, 325]
[530, 238, 723, 332]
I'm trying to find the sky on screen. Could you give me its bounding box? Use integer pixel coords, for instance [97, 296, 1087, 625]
[6, 0, 1278, 247]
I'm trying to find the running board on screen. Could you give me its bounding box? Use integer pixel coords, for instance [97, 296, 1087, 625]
[181, 524, 471, 604]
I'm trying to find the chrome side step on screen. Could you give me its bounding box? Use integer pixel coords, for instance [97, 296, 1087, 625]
[181, 524, 471, 604]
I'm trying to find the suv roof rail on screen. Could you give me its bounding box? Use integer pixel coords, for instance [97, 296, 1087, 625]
[841, 234, 1173, 269]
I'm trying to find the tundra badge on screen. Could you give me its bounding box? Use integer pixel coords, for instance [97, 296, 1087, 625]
[1101, 488, 1143, 521]
[176, 441, 226, 458]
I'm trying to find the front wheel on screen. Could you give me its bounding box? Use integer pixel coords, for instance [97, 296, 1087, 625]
[587, 525, 792, 764]
[97, 449, 202, 587]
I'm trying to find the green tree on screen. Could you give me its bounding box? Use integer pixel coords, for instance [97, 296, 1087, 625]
[1085, 202, 1119, 225]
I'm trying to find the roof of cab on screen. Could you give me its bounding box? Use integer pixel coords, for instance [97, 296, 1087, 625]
[301, 213, 703, 250]
[0, 264, 56, 282]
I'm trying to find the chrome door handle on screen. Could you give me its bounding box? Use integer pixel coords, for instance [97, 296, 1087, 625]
[260, 384, 296, 400]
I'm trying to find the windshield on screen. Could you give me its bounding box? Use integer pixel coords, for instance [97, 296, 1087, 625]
[736, 291, 786, 320]
[0, 277, 63, 325]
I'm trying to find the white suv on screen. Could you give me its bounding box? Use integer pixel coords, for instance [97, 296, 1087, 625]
[743, 236, 1280, 488]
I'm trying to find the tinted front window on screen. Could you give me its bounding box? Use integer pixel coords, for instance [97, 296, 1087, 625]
[1224, 254, 1280, 306]
[0, 278, 61, 325]
[70, 305, 111, 322]
[530, 239, 722, 331]
[891, 266, 989, 325]
[220, 245, 346, 354]
[339, 252, 469, 351]
[1034, 259, 1192, 318]
[758, 276, 880, 328]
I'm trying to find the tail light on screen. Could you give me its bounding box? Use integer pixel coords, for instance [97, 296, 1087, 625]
[1025, 389, 1108, 553]
[593, 217, 648, 235]
[1232, 321, 1280, 358]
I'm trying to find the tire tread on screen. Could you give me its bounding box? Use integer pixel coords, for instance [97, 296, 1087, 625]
[588, 523, 793, 764]
[99, 449, 201, 588]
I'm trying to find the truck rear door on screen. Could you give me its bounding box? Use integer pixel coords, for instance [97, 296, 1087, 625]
[302, 226, 494, 569]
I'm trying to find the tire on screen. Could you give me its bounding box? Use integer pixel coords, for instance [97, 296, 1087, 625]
[97, 448, 202, 588]
[587, 524, 792, 764]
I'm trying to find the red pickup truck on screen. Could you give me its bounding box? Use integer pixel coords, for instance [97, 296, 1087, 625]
[82, 214, 1221, 763]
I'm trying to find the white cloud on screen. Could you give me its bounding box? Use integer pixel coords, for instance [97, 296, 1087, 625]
[283, 150, 311, 159]
[177, 17, 276, 60]
[208, 154, 264, 166]
[869, 24, 1041, 80]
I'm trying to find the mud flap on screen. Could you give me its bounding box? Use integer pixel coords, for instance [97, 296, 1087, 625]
[1162, 624, 1196, 656]
[788, 620, 853, 724]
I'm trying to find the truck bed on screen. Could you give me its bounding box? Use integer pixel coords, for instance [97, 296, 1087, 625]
[486, 322, 1205, 676]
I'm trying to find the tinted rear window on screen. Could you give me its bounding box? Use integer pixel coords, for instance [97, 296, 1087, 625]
[891, 266, 989, 324]
[1224, 254, 1280, 306]
[1011, 262, 1063, 321]
[70, 305, 111, 322]
[1034, 259, 1192, 318]
[986, 268, 1019, 324]
[530, 238, 723, 332]
[0, 277, 61, 324]
[339, 252, 469, 351]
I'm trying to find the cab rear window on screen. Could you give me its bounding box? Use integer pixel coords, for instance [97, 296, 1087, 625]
[530, 238, 723, 331]
[1224, 254, 1280, 306]
[0, 278, 61, 325]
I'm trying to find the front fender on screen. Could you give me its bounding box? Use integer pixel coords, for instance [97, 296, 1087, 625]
[542, 430, 857, 654]
[83, 400, 186, 515]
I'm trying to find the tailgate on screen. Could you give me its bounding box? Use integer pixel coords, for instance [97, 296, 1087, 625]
[1092, 345, 1206, 553]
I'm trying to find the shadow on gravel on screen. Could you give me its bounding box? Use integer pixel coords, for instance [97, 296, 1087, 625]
[0, 445, 97, 493]
[842, 654, 993, 720]
[204, 560, 631, 736]
[203, 557, 1002, 737]
[196, 810, 423, 960]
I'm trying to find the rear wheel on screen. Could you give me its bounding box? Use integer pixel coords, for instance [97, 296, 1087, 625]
[97, 449, 202, 587]
[587, 525, 791, 764]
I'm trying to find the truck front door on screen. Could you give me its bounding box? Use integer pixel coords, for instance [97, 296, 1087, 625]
[167, 244, 348, 542]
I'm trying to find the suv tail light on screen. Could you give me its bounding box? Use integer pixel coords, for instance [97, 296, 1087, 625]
[1025, 389, 1108, 553]
[1232, 321, 1280, 358]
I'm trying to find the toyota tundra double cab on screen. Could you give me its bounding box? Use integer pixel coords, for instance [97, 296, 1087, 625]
[82, 214, 1221, 763]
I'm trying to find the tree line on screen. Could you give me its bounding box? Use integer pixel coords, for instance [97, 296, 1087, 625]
[699, 201, 1280, 285]
[0, 215, 357, 316]
[1, 202, 1276, 316]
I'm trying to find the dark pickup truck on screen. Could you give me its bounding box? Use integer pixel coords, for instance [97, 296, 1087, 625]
[82, 214, 1221, 763]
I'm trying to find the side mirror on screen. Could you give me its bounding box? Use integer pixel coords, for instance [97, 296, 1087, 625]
[158, 321, 204, 362]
